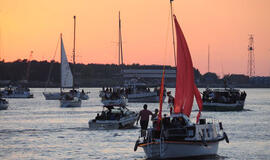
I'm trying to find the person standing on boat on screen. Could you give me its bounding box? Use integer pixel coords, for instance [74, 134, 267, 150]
[137, 104, 153, 136]
[167, 91, 174, 114]
[152, 109, 159, 128]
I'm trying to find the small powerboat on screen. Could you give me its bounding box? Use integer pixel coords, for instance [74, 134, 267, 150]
[88, 105, 138, 130]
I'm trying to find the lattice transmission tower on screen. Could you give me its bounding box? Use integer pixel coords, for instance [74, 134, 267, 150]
[247, 34, 255, 77]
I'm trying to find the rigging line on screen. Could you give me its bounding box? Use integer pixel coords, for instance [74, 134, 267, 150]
[163, 11, 171, 67]
[44, 37, 60, 91]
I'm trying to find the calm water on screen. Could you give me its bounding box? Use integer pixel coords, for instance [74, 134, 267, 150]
[0, 88, 270, 160]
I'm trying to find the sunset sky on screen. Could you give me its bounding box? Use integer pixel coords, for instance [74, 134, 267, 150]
[1, 0, 270, 76]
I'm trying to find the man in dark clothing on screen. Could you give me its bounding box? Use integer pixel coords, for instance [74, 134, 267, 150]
[152, 109, 159, 128]
[137, 104, 153, 133]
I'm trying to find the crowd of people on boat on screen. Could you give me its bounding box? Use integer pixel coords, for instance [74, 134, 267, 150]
[100, 87, 125, 100]
[100, 86, 166, 100]
[1, 85, 30, 95]
[136, 103, 188, 137]
[95, 106, 124, 121]
[202, 88, 247, 104]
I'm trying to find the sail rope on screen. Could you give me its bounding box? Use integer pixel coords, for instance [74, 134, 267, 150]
[44, 36, 60, 91]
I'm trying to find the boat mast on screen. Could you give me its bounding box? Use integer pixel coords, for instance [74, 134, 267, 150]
[72, 15, 76, 90]
[118, 11, 123, 66]
[60, 33, 63, 93]
[208, 44, 210, 73]
[170, 0, 176, 67]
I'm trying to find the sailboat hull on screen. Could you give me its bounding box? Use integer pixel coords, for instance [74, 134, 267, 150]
[60, 99, 81, 107]
[43, 92, 89, 100]
[141, 141, 219, 159]
[203, 100, 245, 111]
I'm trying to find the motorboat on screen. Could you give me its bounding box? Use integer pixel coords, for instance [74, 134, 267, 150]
[0, 85, 33, 98]
[0, 98, 8, 110]
[99, 87, 127, 106]
[202, 88, 246, 111]
[134, 10, 229, 159]
[124, 79, 166, 103]
[88, 105, 138, 130]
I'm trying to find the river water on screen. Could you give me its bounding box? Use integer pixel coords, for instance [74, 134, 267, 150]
[0, 88, 269, 160]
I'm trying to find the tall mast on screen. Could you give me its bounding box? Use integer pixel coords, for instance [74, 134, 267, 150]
[118, 11, 123, 65]
[170, 0, 176, 67]
[208, 44, 210, 73]
[72, 15, 76, 90]
[60, 33, 63, 93]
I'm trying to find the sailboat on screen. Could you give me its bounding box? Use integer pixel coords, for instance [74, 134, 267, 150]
[59, 33, 81, 107]
[99, 12, 127, 106]
[134, 6, 229, 159]
[43, 16, 89, 101]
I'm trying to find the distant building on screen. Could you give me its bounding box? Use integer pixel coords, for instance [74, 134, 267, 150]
[121, 69, 176, 87]
[249, 76, 270, 86]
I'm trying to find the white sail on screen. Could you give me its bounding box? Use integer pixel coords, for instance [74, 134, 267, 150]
[61, 35, 73, 88]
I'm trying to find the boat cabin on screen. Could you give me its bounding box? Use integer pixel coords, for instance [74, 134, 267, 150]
[95, 106, 128, 121]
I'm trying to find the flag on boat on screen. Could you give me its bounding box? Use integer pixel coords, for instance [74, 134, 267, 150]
[157, 69, 165, 130]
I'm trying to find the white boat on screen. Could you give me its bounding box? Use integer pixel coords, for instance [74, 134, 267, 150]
[202, 88, 246, 111]
[0, 98, 8, 110]
[43, 90, 89, 100]
[43, 16, 89, 102]
[58, 17, 82, 107]
[124, 79, 166, 103]
[134, 9, 229, 159]
[99, 87, 127, 106]
[135, 114, 229, 159]
[0, 85, 33, 98]
[89, 106, 138, 129]
[58, 32, 81, 108]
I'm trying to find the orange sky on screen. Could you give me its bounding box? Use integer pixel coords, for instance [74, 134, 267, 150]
[1, 0, 270, 76]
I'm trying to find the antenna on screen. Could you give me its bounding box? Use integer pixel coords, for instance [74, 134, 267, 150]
[247, 34, 255, 77]
[170, 0, 176, 67]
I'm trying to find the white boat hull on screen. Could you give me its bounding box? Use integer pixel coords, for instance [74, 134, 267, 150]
[101, 98, 127, 106]
[60, 99, 82, 107]
[88, 113, 138, 130]
[203, 100, 245, 111]
[128, 93, 165, 103]
[141, 141, 219, 159]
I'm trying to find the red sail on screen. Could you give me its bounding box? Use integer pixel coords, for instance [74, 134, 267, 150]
[157, 69, 165, 130]
[173, 15, 203, 121]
